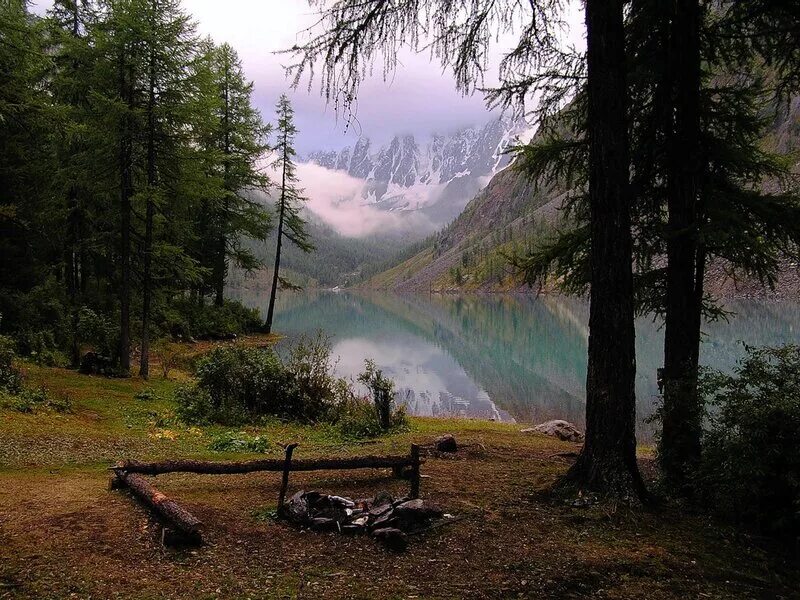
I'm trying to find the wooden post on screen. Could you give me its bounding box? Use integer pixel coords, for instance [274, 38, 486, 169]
[410, 444, 420, 499]
[277, 443, 298, 510]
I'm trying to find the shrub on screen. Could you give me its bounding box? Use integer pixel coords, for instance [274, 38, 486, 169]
[160, 298, 261, 341]
[175, 346, 297, 425]
[337, 396, 408, 439]
[208, 430, 270, 453]
[174, 335, 406, 438]
[697, 344, 800, 537]
[151, 340, 188, 379]
[77, 307, 118, 357]
[358, 359, 397, 430]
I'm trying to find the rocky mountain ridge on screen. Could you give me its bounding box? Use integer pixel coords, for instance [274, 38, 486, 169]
[306, 117, 528, 226]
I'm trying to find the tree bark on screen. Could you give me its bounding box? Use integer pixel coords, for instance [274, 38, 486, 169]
[661, 0, 703, 491]
[118, 53, 132, 375]
[140, 23, 157, 380]
[117, 454, 417, 476]
[558, 0, 647, 500]
[113, 470, 202, 539]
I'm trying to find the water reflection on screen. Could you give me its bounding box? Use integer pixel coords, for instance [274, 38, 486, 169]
[231, 289, 800, 436]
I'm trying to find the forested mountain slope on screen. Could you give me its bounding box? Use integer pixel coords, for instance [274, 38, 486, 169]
[367, 96, 800, 297]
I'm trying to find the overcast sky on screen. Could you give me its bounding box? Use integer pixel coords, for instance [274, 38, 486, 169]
[30, 0, 584, 155]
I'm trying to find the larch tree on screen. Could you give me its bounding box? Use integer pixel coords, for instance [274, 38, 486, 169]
[287, 0, 647, 499]
[136, 0, 198, 378]
[204, 43, 271, 307]
[263, 94, 313, 335]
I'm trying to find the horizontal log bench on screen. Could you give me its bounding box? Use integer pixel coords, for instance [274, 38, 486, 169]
[111, 444, 423, 546]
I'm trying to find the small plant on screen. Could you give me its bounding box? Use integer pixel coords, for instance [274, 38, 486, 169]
[208, 430, 270, 453]
[152, 340, 187, 379]
[134, 388, 161, 402]
[0, 385, 72, 414]
[696, 344, 800, 537]
[358, 359, 396, 430]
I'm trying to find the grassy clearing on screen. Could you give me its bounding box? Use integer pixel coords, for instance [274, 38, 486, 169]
[1, 342, 798, 599]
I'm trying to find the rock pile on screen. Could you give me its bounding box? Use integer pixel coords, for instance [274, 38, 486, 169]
[282, 490, 445, 550]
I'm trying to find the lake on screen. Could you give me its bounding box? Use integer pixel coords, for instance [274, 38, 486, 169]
[232, 290, 800, 437]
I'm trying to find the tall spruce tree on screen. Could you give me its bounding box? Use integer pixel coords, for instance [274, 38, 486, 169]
[263, 94, 313, 334]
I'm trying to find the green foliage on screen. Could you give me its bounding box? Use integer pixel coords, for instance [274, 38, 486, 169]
[0, 335, 23, 394]
[337, 397, 408, 439]
[160, 298, 261, 340]
[134, 388, 161, 402]
[176, 346, 291, 425]
[175, 334, 404, 438]
[697, 344, 800, 537]
[208, 430, 270, 453]
[358, 359, 400, 431]
[77, 308, 118, 357]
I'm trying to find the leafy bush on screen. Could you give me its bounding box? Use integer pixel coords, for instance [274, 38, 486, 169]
[160, 298, 261, 341]
[358, 359, 398, 430]
[175, 346, 298, 425]
[208, 430, 270, 453]
[151, 340, 189, 379]
[697, 344, 800, 537]
[77, 307, 118, 357]
[337, 396, 408, 439]
[175, 335, 406, 437]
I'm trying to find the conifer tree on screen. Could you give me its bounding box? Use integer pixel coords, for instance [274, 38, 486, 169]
[264, 94, 313, 334]
[203, 43, 271, 307]
[136, 0, 198, 378]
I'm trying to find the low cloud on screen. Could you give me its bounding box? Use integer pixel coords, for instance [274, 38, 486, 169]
[296, 161, 436, 238]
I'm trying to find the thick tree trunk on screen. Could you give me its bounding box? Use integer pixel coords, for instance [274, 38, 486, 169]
[264, 132, 288, 334]
[559, 0, 647, 500]
[661, 0, 703, 491]
[118, 57, 132, 375]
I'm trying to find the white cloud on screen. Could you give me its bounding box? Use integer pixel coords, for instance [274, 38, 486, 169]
[296, 162, 435, 237]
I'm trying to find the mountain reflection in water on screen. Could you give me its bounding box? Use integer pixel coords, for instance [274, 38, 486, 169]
[231, 289, 800, 438]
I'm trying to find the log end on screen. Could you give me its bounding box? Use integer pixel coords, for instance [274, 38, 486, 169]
[161, 526, 203, 547]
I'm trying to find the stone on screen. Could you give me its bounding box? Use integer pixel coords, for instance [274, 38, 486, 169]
[393, 499, 443, 529]
[524, 420, 584, 442]
[309, 517, 338, 531]
[286, 490, 309, 522]
[372, 527, 408, 551]
[369, 510, 398, 531]
[373, 490, 394, 507]
[435, 434, 458, 453]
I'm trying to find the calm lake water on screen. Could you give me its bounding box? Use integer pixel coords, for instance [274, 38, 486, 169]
[232, 290, 800, 437]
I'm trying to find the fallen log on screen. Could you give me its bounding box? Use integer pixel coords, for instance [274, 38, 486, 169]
[117, 454, 419, 476]
[113, 470, 202, 544]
